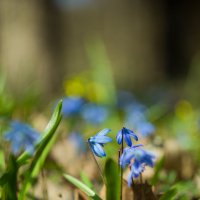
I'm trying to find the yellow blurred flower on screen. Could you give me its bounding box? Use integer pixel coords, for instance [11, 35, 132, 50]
[63, 74, 107, 103]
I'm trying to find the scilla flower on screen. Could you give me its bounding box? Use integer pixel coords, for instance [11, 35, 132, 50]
[120, 147, 155, 169]
[116, 127, 138, 147]
[120, 146, 155, 187]
[4, 121, 39, 155]
[81, 103, 108, 125]
[127, 160, 145, 187]
[61, 96, 84, 117]
[119, 144, 143, 168]
[88, 128, 112, 157]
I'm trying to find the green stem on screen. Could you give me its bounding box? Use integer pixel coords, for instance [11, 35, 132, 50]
[120, 132, 124, 200]
[88, 144, 106, 185]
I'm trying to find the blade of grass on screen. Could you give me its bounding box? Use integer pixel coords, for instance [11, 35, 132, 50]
[80, 171, 94, 190]
[18, 100, 62, 200]
[17, 101, 62, 166]
[63, 174, 102, 200]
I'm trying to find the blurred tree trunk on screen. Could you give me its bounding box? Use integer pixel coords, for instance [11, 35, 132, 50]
[1, 0, 200, 101]
[0, 0, 65, 99]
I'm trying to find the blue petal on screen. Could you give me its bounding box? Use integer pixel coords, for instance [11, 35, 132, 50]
[127, 160, 144, 186]
[129, 132, 138, 141]
[96, 128, 111, 136]
[120, 147, 131, 168]
[116, 130, 122, 144]
[92, 143, 106, 157]
[124, 133, 132, 147]
[123, 127, 138, 141]
[89, 136, 112, 144]
[130, 160, 144, 179]
[127, 170, 133, 187]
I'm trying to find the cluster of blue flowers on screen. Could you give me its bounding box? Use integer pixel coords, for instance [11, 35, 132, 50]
[88, 127, 155, 187]
[61, 96, 108, 125]
[120, 145, 155, 186]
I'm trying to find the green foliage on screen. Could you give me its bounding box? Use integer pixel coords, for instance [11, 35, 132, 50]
[80, 171, 94, 190]
[0, 73, 14, 116]
[104, 158, 120, 200]
[0, 100, 62, 199]
[0, 155, 18, 200]
[161, 181, 199, 200]
[18, 100, 62, 199]
[63, 174, 102, 200]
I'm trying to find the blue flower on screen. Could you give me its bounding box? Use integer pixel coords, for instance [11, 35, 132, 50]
[81, 103, 108, 125]
[124, 103, 155, 137]
[136, 122, 155, 137]
[127, 160, 145, 187]
[119, 146, 155, 187]
[120, 147, 155, 169]
[116, 127, 138, 147]
[4, 121, 39, 155]
[88, 128, 112, 157]
[68, 132, 86, 154]
[119, 144, 143, 168]
[61, 96, 84, 117]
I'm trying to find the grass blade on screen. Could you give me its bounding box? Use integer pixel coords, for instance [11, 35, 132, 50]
[18, 100, 62, 200]
[63, 174, 102, 200]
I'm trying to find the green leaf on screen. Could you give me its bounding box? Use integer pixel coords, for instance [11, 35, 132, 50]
[0, 155, 18, 200]
[17, 101, 62, 166]
[160, 181, 199, 200]
[63, 174, 102, 200]
[104, 158, 120, 200]
[80, 171, 94, 190]
[160, 188, 177, 200]
[18, 100, 62, 200]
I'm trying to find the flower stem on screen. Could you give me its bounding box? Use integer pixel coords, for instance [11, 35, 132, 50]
[88, 144, 106, 185]
[120, 132, 124, 200]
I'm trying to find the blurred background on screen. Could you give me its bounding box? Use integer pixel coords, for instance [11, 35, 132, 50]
[1, 0, 200, 103]
[1, 1, 200, 199]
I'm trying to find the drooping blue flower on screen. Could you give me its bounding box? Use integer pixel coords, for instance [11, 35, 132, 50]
[116, 127, 138, 147]
[119, 144, 143, 168]
[88, 128, 112, 157]
[81, 103, 108, 125]
[61, 96, 84, 117]
[120, 147, 155, 169]
[120, 146, 155, 186]
[4, 121, 39, 155]
[127, 160, 145, 187]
